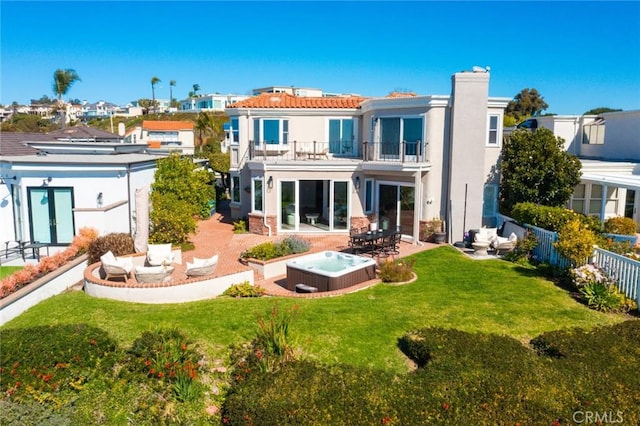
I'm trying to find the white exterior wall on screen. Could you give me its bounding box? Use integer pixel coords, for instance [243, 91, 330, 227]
[600, 110, 640, 161]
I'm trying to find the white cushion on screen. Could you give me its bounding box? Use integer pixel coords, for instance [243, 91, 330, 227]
[135, 265, 165, 274]
[146, 243, 175, 266]
[191, 254, 218, 267]
[100, 251, 117, 265]
[508, 232, 518, 242]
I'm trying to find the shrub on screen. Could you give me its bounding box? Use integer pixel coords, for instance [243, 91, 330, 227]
[378, 258, 415, 283]
[503, 231, 538, 264]
[240, 237, 310, 261]
[122, 328, 204, 402]
[510, 202, 601, 232]
[223, 281, 266, 298]
[554, 218, 597, 267]
[233, 218, 248, 233]
[595, 236, 634, 255]
[1, 228, 98, 298]
[149, 192, 196, 245]
[580, 281, 628, 312]
[603, 216, 638, 235]
[281, 235, 311, 254]
[0, 324, 117, 406]
[86, 232, 135, 265]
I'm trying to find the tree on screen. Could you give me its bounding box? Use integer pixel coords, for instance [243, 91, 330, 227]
[192, 83, 200, 97]
[52, 68, 81, 101]
[194, 111, 223, 149]
[52, 68, 81, 129]
[499, 127, 582, 214]
[505, 88, 548, 122]
[584, 107, 622, 115]
[151, 76, 161, 114]
[149, 153, 214, 245]
[169, 80, 176, 108]
[137, 98, 154, 115]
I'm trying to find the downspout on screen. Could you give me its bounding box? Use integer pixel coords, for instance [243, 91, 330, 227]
[263, 169, 272, 237]
[127, 164, 132, 235]
[415, 166, 424, 246]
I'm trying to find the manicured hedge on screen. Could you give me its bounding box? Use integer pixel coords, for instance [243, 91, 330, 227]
[223, 322, 640, 425]
[510, 202, 601, 232]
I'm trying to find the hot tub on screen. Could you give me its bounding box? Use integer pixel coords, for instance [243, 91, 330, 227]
[286, 251, 377, 292]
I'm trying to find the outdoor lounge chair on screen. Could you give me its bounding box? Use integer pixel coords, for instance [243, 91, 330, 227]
[100, 251, 134, 281]
[146, 243, 175, 266]
[185, 254, 218, 277]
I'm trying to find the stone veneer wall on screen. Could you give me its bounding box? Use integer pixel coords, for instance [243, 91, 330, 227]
[248, 213, 277, 235]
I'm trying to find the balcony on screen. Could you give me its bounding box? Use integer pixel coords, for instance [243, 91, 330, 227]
[241, 140, 428, 164]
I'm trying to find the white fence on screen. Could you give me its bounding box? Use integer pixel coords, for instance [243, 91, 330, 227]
[496, 213, 640, 309]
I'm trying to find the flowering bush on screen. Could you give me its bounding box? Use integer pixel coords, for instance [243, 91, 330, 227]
[0, 227, 98, 299]
[570, 264, 630, 312]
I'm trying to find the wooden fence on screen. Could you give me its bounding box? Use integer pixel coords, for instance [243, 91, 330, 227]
[496, 213, 640, 309]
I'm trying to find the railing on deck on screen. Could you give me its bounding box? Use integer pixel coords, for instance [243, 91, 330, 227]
[245, 140, 427, 163]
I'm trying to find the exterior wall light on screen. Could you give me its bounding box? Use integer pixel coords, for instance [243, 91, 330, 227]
[267, 176, 273, 189]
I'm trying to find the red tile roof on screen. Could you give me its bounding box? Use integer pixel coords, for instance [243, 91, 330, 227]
[142, 120, 194, 131]
[228, 93, 365, 109]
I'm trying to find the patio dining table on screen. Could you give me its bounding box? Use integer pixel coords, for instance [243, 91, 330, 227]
[349, 229, 397, 256]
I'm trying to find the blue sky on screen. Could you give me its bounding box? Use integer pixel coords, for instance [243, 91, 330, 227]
[2, 1, 639, 115]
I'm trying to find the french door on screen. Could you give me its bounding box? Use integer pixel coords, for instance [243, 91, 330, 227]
[27, 187, 75, 245]
[378, 183, 415, 236]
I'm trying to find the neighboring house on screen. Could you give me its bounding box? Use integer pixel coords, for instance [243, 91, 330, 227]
[180, 93, 250, 112]
[0, 134, 161, 247]
[521, 111, 640, 228]
[47, 126, 122, 143]
[81, 101, 119, 120]
[226, 68, 510, 243]
[124, 120, 195, 155]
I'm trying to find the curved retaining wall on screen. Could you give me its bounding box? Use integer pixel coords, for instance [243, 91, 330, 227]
[84, 263, 254, 304]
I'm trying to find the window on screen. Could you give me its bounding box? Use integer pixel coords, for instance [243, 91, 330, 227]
[571, 184, 586, 214]
[482, 184, 498, 217]
[487, 115, 500, 145]
[231, 176, 240, 203]
[252, 178, 263, 212]
[364, 179, 374, 214]
[582, 118, 605, 145]
[379, 117, 423, 157]
[230, 118, 239, 143]
[588, 184, 618, 216]
[329, 119, 354, 154]
[253, 119, 289, 145]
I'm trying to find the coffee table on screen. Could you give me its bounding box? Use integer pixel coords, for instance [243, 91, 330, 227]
[472, 242, 490, 256]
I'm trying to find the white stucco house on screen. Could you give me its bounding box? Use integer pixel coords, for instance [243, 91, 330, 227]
[0, 136, 162, 248]
[180, 94, 250, 113]
[225, 67, 510, 244]
[124, 121, 195, 155]
[520, 111, 640, 228]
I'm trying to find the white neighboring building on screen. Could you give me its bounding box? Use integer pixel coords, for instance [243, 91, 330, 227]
[124, 120, 195, 155]
[180, 94, 249, 112]
[522, 111, 640, 227]
[0, 139, 160, 246]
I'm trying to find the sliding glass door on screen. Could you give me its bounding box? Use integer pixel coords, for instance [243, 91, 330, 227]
[378, 183, 414, 236]
[27, 187, 75, 245]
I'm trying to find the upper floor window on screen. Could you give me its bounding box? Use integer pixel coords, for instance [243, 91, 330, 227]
[230, 118, 239, 143]
[253, 118, 289, 145]
[329, 119, 354, 154]
[380, 117, 423, 157]
[487, 114, 500, 146]
[582, 118, 605, 145]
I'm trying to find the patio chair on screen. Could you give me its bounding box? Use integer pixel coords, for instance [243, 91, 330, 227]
[100, 251, 134, 281]
[185, 254, 218, 277]
[146, 243, 175, 266]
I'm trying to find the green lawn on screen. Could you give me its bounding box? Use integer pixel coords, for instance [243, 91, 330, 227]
[0, 266, 22, 279]
[1, 246, 624, 373]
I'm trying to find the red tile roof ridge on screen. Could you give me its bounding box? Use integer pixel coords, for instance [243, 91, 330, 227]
[228, 92, 366, 109]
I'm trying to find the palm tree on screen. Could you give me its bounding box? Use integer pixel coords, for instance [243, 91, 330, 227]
[52, 68, 81, 128]
[194, 111, 222, 151]
[169, 80, 176, 108]
[192, 83, 200, 97]
[151, 76, 161, 114]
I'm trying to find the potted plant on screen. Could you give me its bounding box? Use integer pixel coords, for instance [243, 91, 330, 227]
[423, 217, 446, 244]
